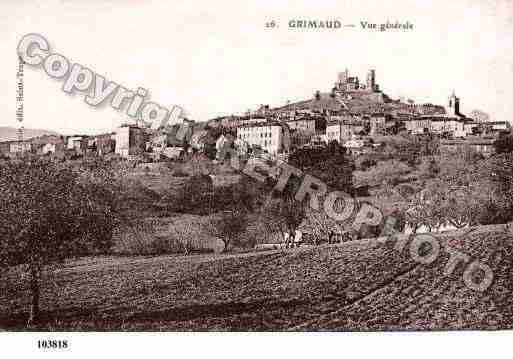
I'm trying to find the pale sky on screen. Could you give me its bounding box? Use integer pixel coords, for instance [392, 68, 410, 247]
[1, 0, 512, 135]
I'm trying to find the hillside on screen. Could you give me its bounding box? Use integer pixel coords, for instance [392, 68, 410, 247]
[0, 126, 60, 142]
[271, 93, 446, 117]
[0, 224, 512, 330]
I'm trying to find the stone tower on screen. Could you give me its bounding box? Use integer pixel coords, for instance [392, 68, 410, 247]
[366, 69, 376, 91]
[338, 69, 349, 84]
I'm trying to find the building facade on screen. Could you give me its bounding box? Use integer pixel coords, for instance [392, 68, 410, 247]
[66, 136, 84, 150]
[115, 125, 146, 157]
[9, 141, 32, 153]
[440, 138, 496, 156]
[236, 121, 288, 156]
[325, 113, 365, 143]
[284, 116, 316, 134]
[369, 113, 386, 135]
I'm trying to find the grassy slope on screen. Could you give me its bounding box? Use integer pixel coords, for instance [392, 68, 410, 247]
[1, 225, 512, 331]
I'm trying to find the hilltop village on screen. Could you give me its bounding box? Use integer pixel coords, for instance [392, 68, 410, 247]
[3, 69, 513, 332]
[1, 69, 510, 162]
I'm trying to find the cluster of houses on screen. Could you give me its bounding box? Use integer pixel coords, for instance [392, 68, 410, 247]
[232, 103, 509, 158]
[0, 123, 231, 161]
[1, 69, 510, 161]
[0, 133, 116, 158]
[230, 70, 510, 157]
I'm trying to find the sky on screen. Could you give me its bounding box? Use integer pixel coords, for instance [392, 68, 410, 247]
[1, 0, 512, 135]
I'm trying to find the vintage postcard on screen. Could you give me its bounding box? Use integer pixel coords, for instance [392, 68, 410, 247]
[1, 0, 512, 357]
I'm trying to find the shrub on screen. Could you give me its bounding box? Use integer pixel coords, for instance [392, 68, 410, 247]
[289, 141, 355, 192]
[161, 174, 213, 214]
[354, 159, 413, 188]
[113, 216, 215, 255]
[204, 210, 248, 250]
[171, 167, 189, 177]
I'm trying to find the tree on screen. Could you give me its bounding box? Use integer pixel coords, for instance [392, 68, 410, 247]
[203, 142, 217, 160]
[404, 181, 449, 233]
[405, 152, 513, 231]
[408, 180, 480, 231]
[354, 159, 413, 189]
[494, 133, 513, 154]
[260, 194, 305, 244]
[380, 134, 439, 165]
[206, 209, 248, 250]
[0, 159, 120, 326]
[300, 206, 346, 244]
[258, 176, 306, 244]
[171, 174, 214, 214]
[476, 153, 513, 224]
[215, 175, 267, 213]
[414, 156, 439, 182]
[288, 141, 354, 193]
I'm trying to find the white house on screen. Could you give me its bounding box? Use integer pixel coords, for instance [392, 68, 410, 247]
[41, 143, 56, 154]
[9, 141, 31, 153]
[114, 125, 145, 157]
[284, 116, 316, 135]
[325, 115, 363, 144]
[344, 136, 365, 149]
[236, 120, 289, 156]
[489, 121, 511, 131]
[66, 136, 83, 150]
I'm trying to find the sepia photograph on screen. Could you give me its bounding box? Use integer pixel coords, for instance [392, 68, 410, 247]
[1, 0, 512, 357]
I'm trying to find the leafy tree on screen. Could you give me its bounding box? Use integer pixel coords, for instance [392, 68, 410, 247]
[380, 134, 439, 165]
[171, 174, 214, 214]
[494, 133, 513, 154]
[407, 180, 480, 231]
[0, 159, 120, 326]
[413, 156, 439, 182]
[259, 176, 306, 244]
[354, 159, 413, 189]
[214, 176, 267, 213]
[437, 150, 481, 185]
[288, 141, 354, 192]
[260, 194, 305, 244]
[404, 183, 447, 233]
[300, 206, 347, 244]
[203, 142, 217, 160]
[206, 209, 248, 250]
[355, 155, 377, 171]
[405, 152, 513, 231]
[476, 153, 513, 224]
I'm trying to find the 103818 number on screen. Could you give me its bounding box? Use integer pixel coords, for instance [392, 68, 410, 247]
[38, 340, 68, 349]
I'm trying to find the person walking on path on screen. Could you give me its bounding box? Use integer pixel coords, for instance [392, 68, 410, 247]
[284, 231, 291, 248]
